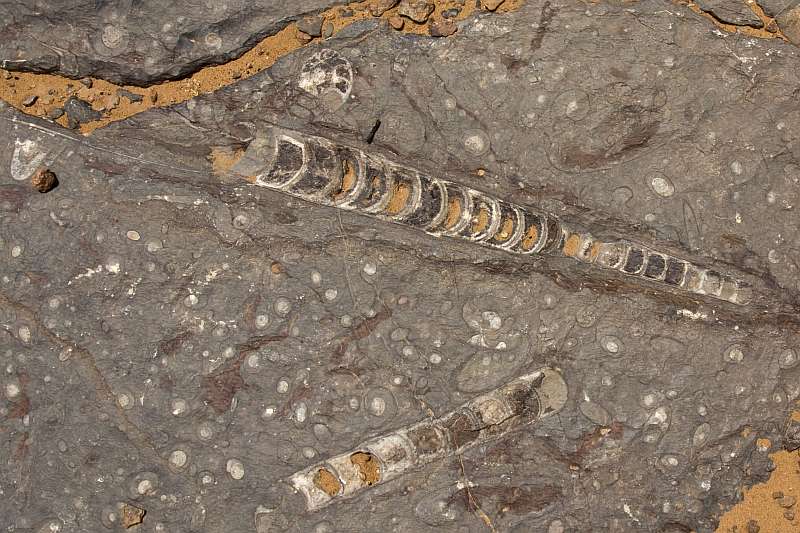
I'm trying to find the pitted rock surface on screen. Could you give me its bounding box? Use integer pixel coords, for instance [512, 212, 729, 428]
[2, 1, 800, 532]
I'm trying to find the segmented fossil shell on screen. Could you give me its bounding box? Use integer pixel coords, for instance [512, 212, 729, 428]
[287, 367, 568, 511]
[231, 126, 753, 306]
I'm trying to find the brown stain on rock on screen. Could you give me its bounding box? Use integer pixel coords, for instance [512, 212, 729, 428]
[202, 333, 287, 413]
[451, 483, 562, 517]
[333, 305, 392, 359]
[201, 360, 248, 414]
[350, 451, 381, 485]
[559, 118, 661, 171]
[0, 0, 526, 135]
[444, 411, 482, 448]
[209, 146, 246, 177]
[3, 371, 31, 423]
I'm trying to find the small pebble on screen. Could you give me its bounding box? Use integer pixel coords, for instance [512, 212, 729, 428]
[297, 14, 324, 37]
[780, 495, 797, 508]
[482, 0, 507, 11]
[388, 15, 405, 30]
[31, 167, 58, 193]
[430, 18, 457, 37]
[370, 0, 399, 16]
[397, 0, 434, 23]
[121, 503, 145, 528]
[64, 96, 102, 125]
[118, 89, 143, 103]
[22, 95, 38, 107]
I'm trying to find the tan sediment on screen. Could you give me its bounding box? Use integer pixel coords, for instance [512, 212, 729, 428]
[494, 216, 514, 241]
[588, 241, 602, 261]
[444, 197, 463, 229]
[471, 205, 490, 234]
[350, 451, 381, 485]
[385, 181, 411, 215]
[520, 224, 539, 251]
[562, 234, 580, 257]
[333, 159, 358, 201]
[0, 0, 526, 135]
[313, 467, 342, 497]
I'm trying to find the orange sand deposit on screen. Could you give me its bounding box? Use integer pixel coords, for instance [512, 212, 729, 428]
[0, 0, 524, 135]
[716, 410, 800, 532]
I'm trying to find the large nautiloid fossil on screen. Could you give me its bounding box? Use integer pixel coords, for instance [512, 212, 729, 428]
[230, 126, 758, 307]
[287, 367, 568, 511]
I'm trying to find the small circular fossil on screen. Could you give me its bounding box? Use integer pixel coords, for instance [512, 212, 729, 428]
[554, 89, 591, 121]
[648, 174, 675, 198]
[462, 130, 490, 157]
[101, 25, 128, 49]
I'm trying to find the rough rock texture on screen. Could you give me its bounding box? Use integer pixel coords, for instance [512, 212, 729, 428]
[0, 0, 341, 85]
[761, 0, 799, 17]
[694, 0, 764, 26]
[2, 1, 800, 532]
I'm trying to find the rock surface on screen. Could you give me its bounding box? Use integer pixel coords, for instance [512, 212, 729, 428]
[0, 0, 341, 85]
[1, 1, 800, 532]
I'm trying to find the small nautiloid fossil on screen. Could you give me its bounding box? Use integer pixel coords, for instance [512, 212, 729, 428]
[286, 367, 568, 511]
[230, 126, 755, 306]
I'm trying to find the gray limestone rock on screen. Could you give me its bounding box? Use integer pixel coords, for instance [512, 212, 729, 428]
[1, 1, 800, 532]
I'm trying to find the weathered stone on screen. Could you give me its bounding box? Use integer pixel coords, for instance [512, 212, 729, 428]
[778, 5, 800, 44]
[695, 0, 764, 26]
[370, 0, 400, 17]
[0, 1, 798, 532]
[63, 96, 101, 125]
[482, 0, 507, 11]
[397, 0, 434, 23]
[0, 0, 344, 84]
[297, 14, 325, 37]
[429, 18, 457, 37]
[30, 167, 58, 193]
